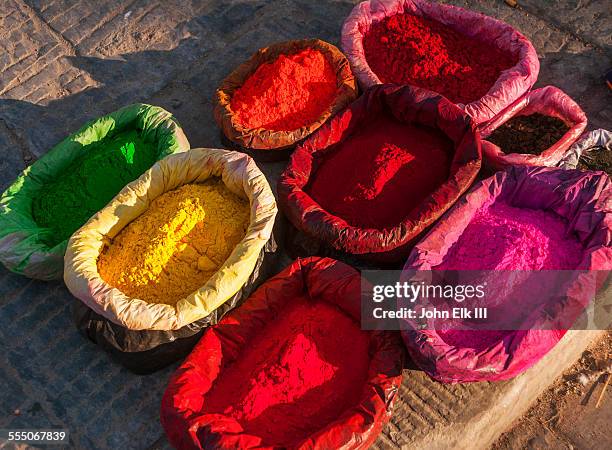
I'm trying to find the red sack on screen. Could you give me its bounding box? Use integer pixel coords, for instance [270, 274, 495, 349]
[161, 257, 403, 450]
[341, 0, 539, 125]
[278, 84, 481, 263]
[480, 86, 588, 170]
[401, 166, 612, 383]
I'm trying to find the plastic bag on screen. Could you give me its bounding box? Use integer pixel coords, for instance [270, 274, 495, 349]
[278, 84, 481, 263]
[64, 148, 277, 334]
[161, 257, 403, 449]
[559, 128, 611, 172]
[480, 86, 587, 170]
[214, 39, 358, 159]
[71, 236, 277, 374]
[0, 104, 189, 280]
[401, 166, 612, 383]
[341, 0, 539, 125]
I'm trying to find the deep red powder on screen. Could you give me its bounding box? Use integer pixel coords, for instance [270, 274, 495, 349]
[231, 48, 338, 131]
[308, 114, 452, 229]
[363, 13, 517, 104]
[204, 298, 370, 448]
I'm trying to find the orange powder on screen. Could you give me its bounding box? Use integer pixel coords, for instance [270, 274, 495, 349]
[230, 48, 338, 131]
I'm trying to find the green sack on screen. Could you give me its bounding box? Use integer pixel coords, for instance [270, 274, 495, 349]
[0, 103, 189, 280]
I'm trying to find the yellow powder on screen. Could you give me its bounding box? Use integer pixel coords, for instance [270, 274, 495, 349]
[98, 180, 250, 305]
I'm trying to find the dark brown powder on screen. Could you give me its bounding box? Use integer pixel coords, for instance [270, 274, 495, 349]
[487, 113, 570, 155]
[577, 147, 612, 176]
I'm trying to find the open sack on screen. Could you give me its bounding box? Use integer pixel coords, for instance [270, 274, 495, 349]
[64, 148, 278, 373]
[401, 166, 612, 383]
[0, 104, 189, 280]
[161, 257, 403, 449]
[341, 0, 539, 125]
[559, 128, 612, 174]
[214, 39, 358, 160]
[480, 86, 587, 170]
[278, 84, 481, 263]
[71, 241, 275, 374]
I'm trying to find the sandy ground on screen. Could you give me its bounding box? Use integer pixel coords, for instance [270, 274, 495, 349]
[494, 332, 612, 450]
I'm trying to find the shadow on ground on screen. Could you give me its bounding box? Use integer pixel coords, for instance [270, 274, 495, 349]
[0, 2, 357, 448]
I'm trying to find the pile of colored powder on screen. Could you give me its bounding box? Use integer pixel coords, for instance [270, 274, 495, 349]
[204, 298, 370, 447]
[363, 13, 517, 104]
[436, 202, 583, 271]
[308, 114, 452, 229]
[98, 180, 249, 305]
[487, 113, 570, 155]
[434, 201, 584, 350]
[578, 146, 612, 176]
[32, 130, 155, 246]
[230, 48, 338, 131]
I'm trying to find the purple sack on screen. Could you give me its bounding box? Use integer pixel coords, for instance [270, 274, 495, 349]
[401, 166, 611, 383]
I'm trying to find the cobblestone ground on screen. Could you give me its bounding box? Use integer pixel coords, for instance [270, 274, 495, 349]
[0, 1, 610, 449]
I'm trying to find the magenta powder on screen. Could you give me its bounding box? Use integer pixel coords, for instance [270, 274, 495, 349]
[435, 202, 584, 351]
[436, 202, 584, 271]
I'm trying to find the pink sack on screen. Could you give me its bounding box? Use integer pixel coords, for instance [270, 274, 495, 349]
[400, 166, 611, 383]
[480, 86, 588, 170]
[341, 0, 539, 125]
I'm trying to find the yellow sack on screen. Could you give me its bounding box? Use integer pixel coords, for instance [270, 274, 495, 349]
[64, 148, 277, 331]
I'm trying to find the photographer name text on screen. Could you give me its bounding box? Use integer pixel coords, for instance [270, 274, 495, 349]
[371, 306, 488, 319]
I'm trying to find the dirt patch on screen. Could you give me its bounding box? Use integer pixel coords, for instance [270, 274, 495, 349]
[577, 147, 612, 176]
[492, 331, 612, 449]
[487, 113, 570, 155]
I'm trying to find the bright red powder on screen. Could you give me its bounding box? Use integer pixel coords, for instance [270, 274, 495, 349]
[231, 48, 338, 131]
[308, 114, 452, 229]
[204, 298, 370, 447]
[363, 13, 517, 104]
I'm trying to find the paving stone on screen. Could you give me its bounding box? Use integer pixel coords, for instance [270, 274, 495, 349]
[0, 1, 94, 157]
[0, 1, 227, 158]
[0, 365, 29, 427]
[4, 400, 60, 433]
[27, 0, 193, 54]
[536, 50, 611, 129]
[0, 267, 174, 449]
[0, 1, 81, 98]
[0, 1, 352, 156]
[518, 0, 611, 52]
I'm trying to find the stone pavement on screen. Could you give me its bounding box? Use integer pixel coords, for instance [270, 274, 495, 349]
[0, 1, 610, 449]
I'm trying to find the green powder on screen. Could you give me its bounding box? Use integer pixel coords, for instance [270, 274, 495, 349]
[32, 130, 156, 246]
